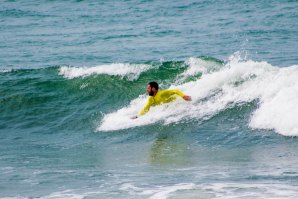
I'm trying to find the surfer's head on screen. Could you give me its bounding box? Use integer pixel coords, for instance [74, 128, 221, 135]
[147, 81, 158, 96]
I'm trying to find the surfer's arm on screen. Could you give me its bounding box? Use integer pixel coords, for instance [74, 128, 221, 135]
[171, 90, 192, 101]
[138, 97, 154, 116]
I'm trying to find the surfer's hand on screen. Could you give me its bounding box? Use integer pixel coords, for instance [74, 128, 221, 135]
[183, 95, 192, 101]
[131, 115, 138, 119]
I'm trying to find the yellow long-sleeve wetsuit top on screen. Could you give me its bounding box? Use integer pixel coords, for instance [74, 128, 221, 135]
[138, 89, 186, 116]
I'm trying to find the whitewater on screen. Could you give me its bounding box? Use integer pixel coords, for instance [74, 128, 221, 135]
[77, 54, 298, 136]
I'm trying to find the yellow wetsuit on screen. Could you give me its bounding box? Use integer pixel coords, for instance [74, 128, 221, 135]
[138, 89, 186, 116]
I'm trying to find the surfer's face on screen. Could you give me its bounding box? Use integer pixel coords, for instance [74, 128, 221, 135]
[147, 85, 155, 96]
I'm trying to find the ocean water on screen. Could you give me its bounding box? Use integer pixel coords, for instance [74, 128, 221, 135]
[1, 0, 298, 198]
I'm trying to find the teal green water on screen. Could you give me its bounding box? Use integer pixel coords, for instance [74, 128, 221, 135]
[1, 1, 298, 198]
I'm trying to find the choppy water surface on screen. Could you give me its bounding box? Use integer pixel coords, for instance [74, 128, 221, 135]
[1, 0, 298, 198]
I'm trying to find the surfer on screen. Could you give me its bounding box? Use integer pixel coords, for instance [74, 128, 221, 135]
[132, 81, 191, 119]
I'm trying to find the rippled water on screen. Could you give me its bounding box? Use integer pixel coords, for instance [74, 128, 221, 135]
[1, 0, 298, 198]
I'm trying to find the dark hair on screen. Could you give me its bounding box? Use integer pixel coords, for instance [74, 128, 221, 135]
[148, 81, 159, 90]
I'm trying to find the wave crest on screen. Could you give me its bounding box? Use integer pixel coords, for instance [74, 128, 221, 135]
[98, 56, 298, 136]
[59, 63, 151, 80]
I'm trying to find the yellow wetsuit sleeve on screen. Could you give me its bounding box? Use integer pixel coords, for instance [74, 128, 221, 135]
[138, 97, 154, 116]
[171, 89, 185, 97]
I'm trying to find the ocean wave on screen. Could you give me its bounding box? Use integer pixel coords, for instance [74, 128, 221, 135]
[0, 69, 12, 73]
[59, 63, 152, 80]
[98, 54, 298, 136]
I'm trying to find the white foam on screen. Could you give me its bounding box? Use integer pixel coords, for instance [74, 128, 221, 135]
[172, 57, 223, 85]
[200, 182, 298, 199]
[0, 69, 12, 73]
[98, 53, 298, 136]
[43, 189, 104, 199]
[249, 65, 298, 136]
[183, 57, 222, 76]
[119, 182, 196, 199]
[59, 63, 151, 80]
[2, 182, 298, 199]
[149, 183, 196, 199]
[119, 182, 298, 199]
[42, 190, 84, 199]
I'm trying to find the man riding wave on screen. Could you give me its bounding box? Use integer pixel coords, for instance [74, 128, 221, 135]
[133, 81, 191, 118]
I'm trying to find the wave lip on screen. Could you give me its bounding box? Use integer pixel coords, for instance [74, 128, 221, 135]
[59, 63, 151, 80]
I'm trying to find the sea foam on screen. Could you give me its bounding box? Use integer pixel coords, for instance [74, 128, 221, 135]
[119, 182, 298, 199]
